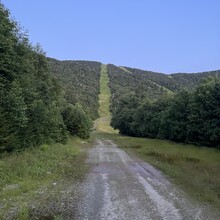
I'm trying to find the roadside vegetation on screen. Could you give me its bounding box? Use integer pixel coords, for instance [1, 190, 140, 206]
[0, 137, 91, 219]
[0, 3, 93, 153]
[0, 3, 95, 218]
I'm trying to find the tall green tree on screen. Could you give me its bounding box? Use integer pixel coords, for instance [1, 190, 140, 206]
[62, 104, 92, 139]
[0, 3, 68, 152]
[111, 93, 140, 136]
[187, 78, 220, 147]
[159, 90, 191, 142]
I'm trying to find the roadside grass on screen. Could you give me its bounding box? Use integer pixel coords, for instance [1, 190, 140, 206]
[0, 137, 91, 219]
[94, 132, 220, 210]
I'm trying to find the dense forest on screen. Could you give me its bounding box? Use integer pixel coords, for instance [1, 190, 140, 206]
[0, 3, 92, 153]
[111, 77, 220, 148]
[48, 58, 101, 119]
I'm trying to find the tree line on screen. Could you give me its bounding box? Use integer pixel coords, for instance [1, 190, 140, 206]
[0, 3, 92, 153]
[111, 77, 220, 148]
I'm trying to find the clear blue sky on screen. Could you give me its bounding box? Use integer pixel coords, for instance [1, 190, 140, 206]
[2, 0, 220, 73]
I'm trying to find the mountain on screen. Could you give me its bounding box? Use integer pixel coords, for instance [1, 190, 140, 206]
[47, 59, 220, 117]
[107, 64, 220, 148]
[124, 67, 220, 91]
[107, 64, 220, 111]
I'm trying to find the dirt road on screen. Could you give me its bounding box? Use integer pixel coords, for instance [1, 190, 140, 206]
[74, 139, 216, 220]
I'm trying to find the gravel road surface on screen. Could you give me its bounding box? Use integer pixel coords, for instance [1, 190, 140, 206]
[73, 139, 217, 220]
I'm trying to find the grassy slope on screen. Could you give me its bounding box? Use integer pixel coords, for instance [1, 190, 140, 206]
[95, 64, 118, 134]
[0, 137, 91, 218]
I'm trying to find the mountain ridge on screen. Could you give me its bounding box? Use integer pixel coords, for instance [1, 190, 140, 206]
[48, 57, 220, 75]
[47, 57, 220, 119]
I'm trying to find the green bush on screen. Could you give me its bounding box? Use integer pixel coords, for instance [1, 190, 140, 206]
[62, 104, 93, 139]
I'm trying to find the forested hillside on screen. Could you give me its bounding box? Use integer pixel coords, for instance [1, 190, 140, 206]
[109, 64, 220, 148]
[121, 66, 220, 92]
[170, 70, 220, 90]
[0, 3, 92, 153]
[48, 58, 101, 119]
[107, 64, 220, 114]
[107, 64, 169, 112]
